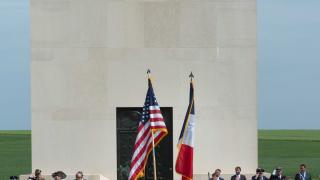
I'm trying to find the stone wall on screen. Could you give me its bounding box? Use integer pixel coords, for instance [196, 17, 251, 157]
[31, 0, 257, 179]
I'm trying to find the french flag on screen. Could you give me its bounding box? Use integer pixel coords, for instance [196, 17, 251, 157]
[176, 77, 195, 180]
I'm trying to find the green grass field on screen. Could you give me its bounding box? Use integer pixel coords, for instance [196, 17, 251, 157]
[259, 130, 320, 179]
[0, 131, 31, 179]
[0, 130, 319, 179]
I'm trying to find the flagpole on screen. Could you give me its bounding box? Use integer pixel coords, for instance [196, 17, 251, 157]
[151, 130, 157, 180]
[147, 69, 157, 180]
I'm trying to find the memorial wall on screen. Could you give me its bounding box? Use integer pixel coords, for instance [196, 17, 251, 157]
[31, 0, 257, 179]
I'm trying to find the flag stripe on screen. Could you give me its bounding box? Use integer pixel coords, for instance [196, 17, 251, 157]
[149, 106, 160, 110]
[150, 121, 166, 127]
[150, 109, 161, 114]
[149, 114, 163, 118]
[176, 144, 193, 177]
[181, 114, 195, 147]
[150, 117, 165, 122]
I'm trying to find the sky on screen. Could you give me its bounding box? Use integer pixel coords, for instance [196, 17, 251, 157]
[258, 0, 320, 129]
[0, 0, 320, 130]
[0, 0, 30, 130]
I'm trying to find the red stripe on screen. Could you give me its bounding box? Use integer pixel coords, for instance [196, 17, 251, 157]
[149, 117, 164, 122]
[176, 144, 193, 179]
[150, 109, 161, 114]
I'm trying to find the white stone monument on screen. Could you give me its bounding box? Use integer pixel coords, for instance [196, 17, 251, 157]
[29, 0, 257, 179]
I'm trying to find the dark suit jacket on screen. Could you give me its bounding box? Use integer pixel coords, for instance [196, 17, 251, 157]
[270, 175, 286, 180]
[252, 175, 269, 180]
[295, 172, 311, 180]
[231, 174, 247, 180]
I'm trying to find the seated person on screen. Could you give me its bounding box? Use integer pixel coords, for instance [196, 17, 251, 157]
[295, 164, 311, 180]
[252, 168, 269, 180]
[215, 169, 224, 180]
[75, 171, 87, 180]
[209, 172, 220, 180]
[231, 166, 247, 180]
[270, 167, 286, 180]
[28, 169, 45, 180]
[52, 171, 67, 180]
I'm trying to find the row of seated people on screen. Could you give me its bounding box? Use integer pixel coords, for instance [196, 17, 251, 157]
[10, 163, 311, 180]
[11, 169, 86, 180]
[210, 164, 312, 180]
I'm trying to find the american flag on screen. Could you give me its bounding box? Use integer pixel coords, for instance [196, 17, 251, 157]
[128, 78, 168, 180]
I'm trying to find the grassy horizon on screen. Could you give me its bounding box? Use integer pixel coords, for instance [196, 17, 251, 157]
[0, 130, 31, 135]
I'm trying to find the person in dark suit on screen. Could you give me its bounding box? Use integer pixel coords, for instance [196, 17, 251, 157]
[215, 169, 224, 180]
[209, 172, 220, 180]
[28, 169, 45, 180]
[252, 168, 269, 180]
[270, 167, 286, 180]
[231, 166, 247, 180]
[295, 164, 312, 180]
